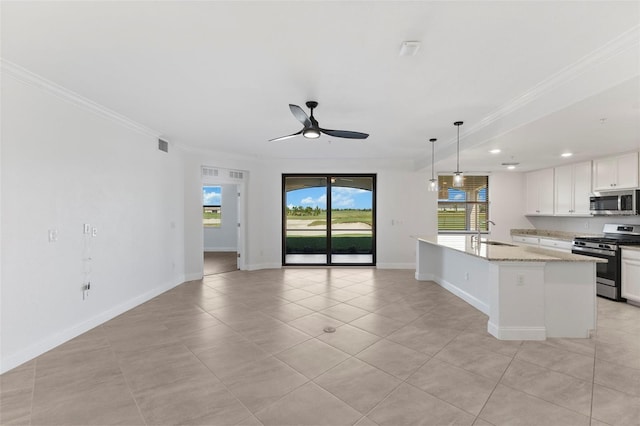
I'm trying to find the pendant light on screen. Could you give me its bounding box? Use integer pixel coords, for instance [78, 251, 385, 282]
[453, 121, 464, 187]
[428, 138, 438, 191]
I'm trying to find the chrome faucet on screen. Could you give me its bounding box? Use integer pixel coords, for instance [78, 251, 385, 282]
[473, 220, 496, 245]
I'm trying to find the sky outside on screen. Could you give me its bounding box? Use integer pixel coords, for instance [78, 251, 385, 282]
[203, 186, 222, 205]
[287, 186, 372, 210]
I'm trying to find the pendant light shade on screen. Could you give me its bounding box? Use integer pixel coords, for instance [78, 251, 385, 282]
[428, 138, 438, 191]
[453, 121, 464, 187]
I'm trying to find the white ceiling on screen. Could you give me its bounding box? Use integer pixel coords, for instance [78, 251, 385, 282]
[2, 1, 639, 173]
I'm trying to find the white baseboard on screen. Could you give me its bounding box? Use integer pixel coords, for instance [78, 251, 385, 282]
[428, 276, 489, 315]
[184, 272, 204, 281]
[376, 263, 415, 270]
[488, 321, 546, 340]
[204, 247, 237, 252]
[0, 277, 184, 374]
[415, 272, 435, 281]
[245, 263, 282, 271]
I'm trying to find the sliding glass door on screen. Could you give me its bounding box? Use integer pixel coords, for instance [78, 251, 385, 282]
[283, 174, 375, 266]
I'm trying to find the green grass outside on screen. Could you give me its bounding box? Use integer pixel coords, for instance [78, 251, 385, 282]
[438, 211, 487, 231]
[286, 235, 372, 254]
[288, 209, 372, 226]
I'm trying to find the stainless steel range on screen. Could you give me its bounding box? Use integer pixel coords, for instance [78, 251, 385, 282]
[572, 224, 640, 301]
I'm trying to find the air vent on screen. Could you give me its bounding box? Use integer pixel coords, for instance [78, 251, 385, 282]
[229, 171, 244, 180]
[202, 167, 219, 177]
[158, 139, 169, 153]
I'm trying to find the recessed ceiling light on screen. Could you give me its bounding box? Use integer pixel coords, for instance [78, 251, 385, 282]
[507, 165, 516, 170]
[399, 41, 421, 56]
[561, 152, 573, 158]
[502, 162, 519, 170]
[489, 149, 501, 154]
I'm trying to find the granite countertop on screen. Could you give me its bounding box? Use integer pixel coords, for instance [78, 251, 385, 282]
[418, 235, 606, 263]
[510, 229, 601, 242]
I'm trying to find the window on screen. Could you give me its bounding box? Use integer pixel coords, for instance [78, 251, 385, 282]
[437, 175, 489, 232]
[282, 174, 376, 265]
[203, 186, 222, 228]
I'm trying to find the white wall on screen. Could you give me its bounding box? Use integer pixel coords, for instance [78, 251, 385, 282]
[1, 72, 186, 373]
[203, 183, 238, 251]
[182, 154, 438, 274]
[488, 172, 531, 241]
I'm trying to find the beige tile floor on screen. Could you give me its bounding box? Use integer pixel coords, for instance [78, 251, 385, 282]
[1, 268, 639, 425]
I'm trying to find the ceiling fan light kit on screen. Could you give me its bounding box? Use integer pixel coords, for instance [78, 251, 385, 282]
[270, 101, 369, 142]
[453, 121, 464, 188]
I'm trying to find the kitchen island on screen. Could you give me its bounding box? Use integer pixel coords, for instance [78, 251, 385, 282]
[416, 235, 605, 340]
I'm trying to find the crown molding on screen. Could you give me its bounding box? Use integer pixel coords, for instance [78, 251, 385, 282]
[1, 59, 160, 138]
[452, 24, 640, 143]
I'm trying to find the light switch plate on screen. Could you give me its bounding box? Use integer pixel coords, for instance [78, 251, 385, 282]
[84, 224, 91, 234]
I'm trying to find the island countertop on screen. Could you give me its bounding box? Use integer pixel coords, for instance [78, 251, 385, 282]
[417, 235, 606, 263]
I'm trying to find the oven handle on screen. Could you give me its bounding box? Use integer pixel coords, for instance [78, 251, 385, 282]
[571, 246, 616, 257]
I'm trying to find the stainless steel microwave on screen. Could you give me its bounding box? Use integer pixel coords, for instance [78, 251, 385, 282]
[590, 190, 640, 215]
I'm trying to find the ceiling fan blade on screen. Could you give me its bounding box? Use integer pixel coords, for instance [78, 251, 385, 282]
[269, 129, 303, 142]
[289, 104, 312, 127]
[320, 128, 369, 139]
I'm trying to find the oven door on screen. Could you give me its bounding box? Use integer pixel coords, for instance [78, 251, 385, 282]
[571, 246, 620, 300]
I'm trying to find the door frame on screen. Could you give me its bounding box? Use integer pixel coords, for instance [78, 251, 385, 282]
[201, 168, 247, 272]
[281, 173, 376, 266]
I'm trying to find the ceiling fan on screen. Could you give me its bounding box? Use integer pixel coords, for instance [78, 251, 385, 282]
[269, 101, 369, 142]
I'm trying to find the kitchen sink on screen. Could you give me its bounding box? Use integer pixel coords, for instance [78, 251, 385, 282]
[481, 241, 516, 247]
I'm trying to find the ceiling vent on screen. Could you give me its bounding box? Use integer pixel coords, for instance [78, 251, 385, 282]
[158, 139, 169, 153]
[229, 171, 244, 180]
[202, 167, 219, 177]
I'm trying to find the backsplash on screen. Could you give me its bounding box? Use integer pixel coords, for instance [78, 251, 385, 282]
[527, 215, 640, 234]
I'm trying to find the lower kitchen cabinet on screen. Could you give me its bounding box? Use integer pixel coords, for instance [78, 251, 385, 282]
[511, 235, 539, 247]
[539, 238, 572, 253]
[621, 248, 640, 304]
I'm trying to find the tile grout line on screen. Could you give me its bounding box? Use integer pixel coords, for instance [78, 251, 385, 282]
[104, 327, 149, 426]
[183, 341, 266, 425]
[589, 335, 598, 426]
[28, 357, 37, 425]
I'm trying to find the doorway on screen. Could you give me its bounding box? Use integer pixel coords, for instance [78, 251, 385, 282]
[283, 174, 376, 266]
[203, 183, 238, 274]
[200, 166, 246, 274]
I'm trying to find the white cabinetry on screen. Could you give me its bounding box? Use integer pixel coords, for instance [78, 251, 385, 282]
[512, 235, 539, 247]
[593, 152, 639, 191]
[621, 248, 640, 304]
[526, 169, 554, 215]
[554, 162, 592, 215]
[539, 238, 572, 253]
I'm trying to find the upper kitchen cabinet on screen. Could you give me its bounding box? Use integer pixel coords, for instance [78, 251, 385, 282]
[592, 152, 639, 191]
[554, 161, 592, 215]
[526, 168, 554, 215]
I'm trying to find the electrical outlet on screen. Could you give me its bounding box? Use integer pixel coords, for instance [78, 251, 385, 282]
[48, 229, 58, 242]
[517, 275, 525, 285]
[91, 227, 97, 237]
[464, 272, 469, 281]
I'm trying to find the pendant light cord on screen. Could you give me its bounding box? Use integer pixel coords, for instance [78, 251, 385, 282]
[430, 138, 436, 180]
[454, 121, 463, 174]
